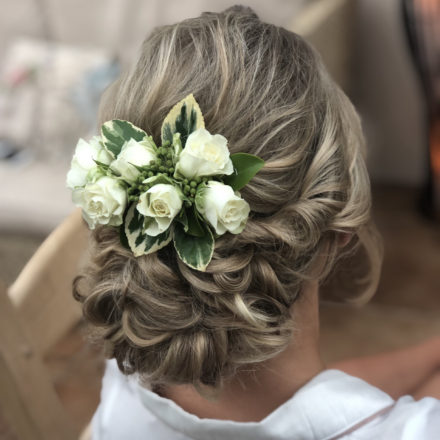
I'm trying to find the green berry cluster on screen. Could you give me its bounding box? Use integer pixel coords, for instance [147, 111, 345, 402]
[125, 141, 212, 204]
[154, 141, 175, 175]
[127, 185, 140, 202]
[182, 176, 209, 202]
[141, 142, 175, 176]
[126, 141, 176, 201]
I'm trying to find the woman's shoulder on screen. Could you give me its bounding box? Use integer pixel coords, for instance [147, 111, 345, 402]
[322, 370, 440, 439]
[368, 394, 440, 439]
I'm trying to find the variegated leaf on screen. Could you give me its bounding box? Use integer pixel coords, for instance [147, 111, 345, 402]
[161, 94, 205, 147]
[125, 204, 172, 256]
[172, 132, 183, 162]
[173, 222, 214, 271]
[101, 120, 147, 157]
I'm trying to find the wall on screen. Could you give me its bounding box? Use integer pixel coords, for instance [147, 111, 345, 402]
[353, 0, 427, 186]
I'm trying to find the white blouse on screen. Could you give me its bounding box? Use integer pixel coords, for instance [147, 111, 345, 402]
[92, 359, 440, 439]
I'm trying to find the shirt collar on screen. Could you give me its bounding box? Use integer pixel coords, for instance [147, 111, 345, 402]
[137, 369, 394, 440]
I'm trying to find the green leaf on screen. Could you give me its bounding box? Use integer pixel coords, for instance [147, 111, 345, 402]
[172, 132, 182, 163]
[93, 159, 118, 179]
[143, 173, 175, 187]
[161, 94, 205, 147]
[129, 162, 150, 173]
[124, 204, 172, 256]
[223, 153, 265, 191]
[175, 208, 189, 232]
[93, 159, 110, 170]
[135, 231, 147, 247]
[163, 124, 173, 146]
[127, 205, 143, 233]
[186, 206, 205, 237]
[194, 182, 207, 211]
[173, 223, 214, 271]
[101, 120, 147, 157]
[143, 229, 171, 253]
[119, 211, 130, 250]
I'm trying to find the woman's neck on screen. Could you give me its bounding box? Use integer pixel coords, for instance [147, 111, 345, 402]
[158, 281, 324, 422]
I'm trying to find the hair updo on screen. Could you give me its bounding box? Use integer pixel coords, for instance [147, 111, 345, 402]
[73, 5, 382, 394]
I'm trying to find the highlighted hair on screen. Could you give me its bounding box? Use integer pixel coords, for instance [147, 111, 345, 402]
[74, 6, 382, 394]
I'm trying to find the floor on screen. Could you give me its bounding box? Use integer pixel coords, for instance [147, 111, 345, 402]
[0, 184, 439, 438]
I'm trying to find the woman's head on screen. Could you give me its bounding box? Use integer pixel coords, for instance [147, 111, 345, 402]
[74, 6, 382, 394]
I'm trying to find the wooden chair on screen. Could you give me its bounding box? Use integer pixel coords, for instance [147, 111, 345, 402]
[0, 209, 92, 440]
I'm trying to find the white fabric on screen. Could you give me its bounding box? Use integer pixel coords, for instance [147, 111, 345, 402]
[92, 359, 440, 439]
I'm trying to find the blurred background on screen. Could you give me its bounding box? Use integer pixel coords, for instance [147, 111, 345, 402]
[0, 0, 439, 437]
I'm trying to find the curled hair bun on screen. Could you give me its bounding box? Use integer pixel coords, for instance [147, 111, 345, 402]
[75, 225, 296, 388]
[74, 7, 382, 392]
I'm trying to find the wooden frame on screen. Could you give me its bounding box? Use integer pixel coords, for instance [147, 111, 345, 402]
[0, 209, 89, 439]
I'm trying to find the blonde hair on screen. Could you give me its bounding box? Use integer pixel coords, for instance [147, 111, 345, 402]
[74, 6, 382, 393]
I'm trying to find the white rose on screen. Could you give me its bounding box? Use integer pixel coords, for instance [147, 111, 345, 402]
[72, 176, 127, 229]
[195, 181, 250, 235]
[175, 128, 233, 179]
[111, 138, 157, 182]
[66, 136, 113, 189]
[137, 183, 183, 236]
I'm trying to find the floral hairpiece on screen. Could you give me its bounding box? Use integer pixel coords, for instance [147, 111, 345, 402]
[66, 94, 264, 271]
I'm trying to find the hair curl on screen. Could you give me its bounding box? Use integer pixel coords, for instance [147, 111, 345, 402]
[73, 6, 382, 394]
